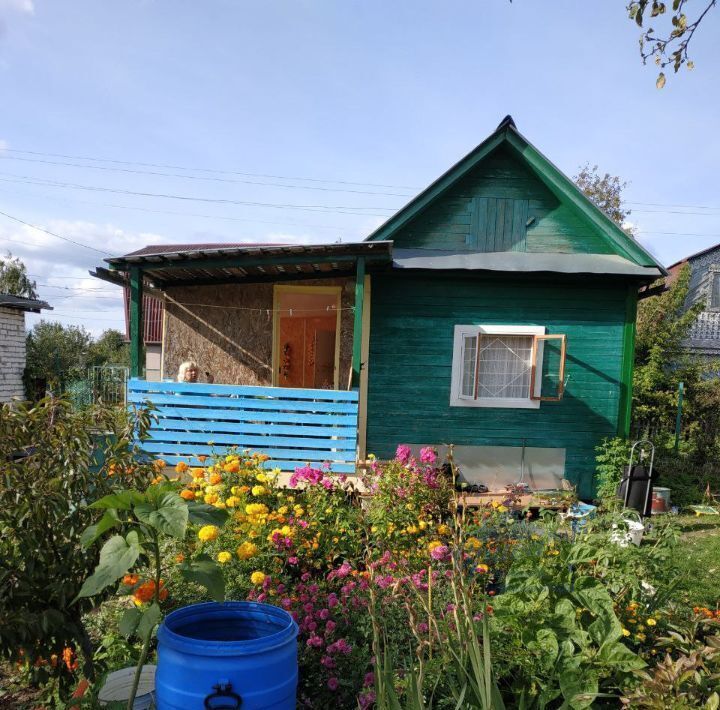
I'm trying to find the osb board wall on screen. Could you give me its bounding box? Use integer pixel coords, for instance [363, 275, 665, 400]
[162, 278, 355, 387]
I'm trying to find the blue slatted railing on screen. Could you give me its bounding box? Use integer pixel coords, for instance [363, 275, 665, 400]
[128, 379, 359, 473]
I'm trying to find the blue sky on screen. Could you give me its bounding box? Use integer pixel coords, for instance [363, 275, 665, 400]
[0, 0, 718, 333]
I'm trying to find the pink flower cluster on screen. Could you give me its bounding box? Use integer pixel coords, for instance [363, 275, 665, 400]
[289, 464, 336, 490]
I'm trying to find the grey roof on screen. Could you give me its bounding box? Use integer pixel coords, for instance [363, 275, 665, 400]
[0, 293, 52, 313]
[391, 250, 663, 279]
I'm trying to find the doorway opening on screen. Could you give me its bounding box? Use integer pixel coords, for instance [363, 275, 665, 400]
[273, 286, 341, 390]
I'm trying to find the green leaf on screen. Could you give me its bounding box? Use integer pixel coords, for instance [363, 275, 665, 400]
[596, 641, 646, 670]
[76, 531, 142, 599]
[134, 492, 188, 538]
[118, 607, 143, 638]
[528, 629, 559, 662]
[187, 501, 230, 528]
[137, 602, 163, 639]
[80, 510, 120, 548]
[179, 554, 225, 602]
[90, 490, 145, 511]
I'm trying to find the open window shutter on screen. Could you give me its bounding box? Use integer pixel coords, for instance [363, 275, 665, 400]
[530, 334, 567, 401]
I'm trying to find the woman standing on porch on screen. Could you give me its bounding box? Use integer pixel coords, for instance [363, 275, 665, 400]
[177, 361, 199, 383]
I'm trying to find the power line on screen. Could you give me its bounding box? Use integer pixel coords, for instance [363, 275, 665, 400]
[0, 208, 113, 255]
[0, 154, 413, 198]
[1, 147, 417, 191]
[0, 173, 397, 216]
[628, 201, 720, 211]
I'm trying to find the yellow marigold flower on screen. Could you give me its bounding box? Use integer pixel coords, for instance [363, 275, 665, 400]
[418, 521, 427, 530]
[256, 472, 267, 483]
[465, 536, 482, 550]
[250, 571, 266, 585]
[209, 473, 222, 485]
[646, 618, 657, 626]
[437, 524, 451, 536]
[180, 489, 195, 501]
[428, 540, 442, 552]
[191, 467, 205, 479]
[230, 486, 241, 495]
[497, 505, 508, 513]
[278, 506, 288, 515]
[217, 551, 232, 564]
[204, 493, 218, 505]
[475, 564, 490, 574]
[245, 503, 269, 516]
[198, 525, 220, 542]
[622, 628, 631, 637]
[226, 496, 240, 508]
[251, 485, 267, 497]
[280, 525, 292, 536]
[175, 461, 189, 474]
[214, 501, 226, 509]
[237, 541, 258, 560]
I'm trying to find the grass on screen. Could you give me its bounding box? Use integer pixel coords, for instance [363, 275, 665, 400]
[668, 513, 720, 609]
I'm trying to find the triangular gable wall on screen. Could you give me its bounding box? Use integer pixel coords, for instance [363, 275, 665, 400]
[366, 119, 664, 271]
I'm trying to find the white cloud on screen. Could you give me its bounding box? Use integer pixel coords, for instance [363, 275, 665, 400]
[0, 139, 7, 152]
[0, 0, 34, 14]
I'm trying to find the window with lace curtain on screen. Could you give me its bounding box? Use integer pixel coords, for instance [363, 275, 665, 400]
[450, 325, 565, 408]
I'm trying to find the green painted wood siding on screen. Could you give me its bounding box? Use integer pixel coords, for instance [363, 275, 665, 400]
[391, 146, 611, 255]
[365, 273, 629, 498]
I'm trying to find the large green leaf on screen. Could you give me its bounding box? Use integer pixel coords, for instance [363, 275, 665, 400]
[558, 659, 598, 710]
[118, 607, 143, 638]
[76, 531, 142, 599]
[187, 501, 230, 528]
[137, 602, 163, 639]
[596, 641, 646, 670]
[90, 490, 145, 511]
[179, 554, 225, 602]
[80, 509, 120, 548]
[134, 492, 188, 538]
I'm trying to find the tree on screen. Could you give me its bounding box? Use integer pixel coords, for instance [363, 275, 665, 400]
[88, 329, 130, 368]
[25, 321, 94, 389]
[627, 0, 717, 87]
[0, 252, 37, 299]
[574, 164, 632, 228]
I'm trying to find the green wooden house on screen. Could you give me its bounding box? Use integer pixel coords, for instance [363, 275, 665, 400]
[95, 116, 664, 498]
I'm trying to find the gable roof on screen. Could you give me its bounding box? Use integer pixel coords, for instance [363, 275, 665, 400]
[666, 241, 720, 271]
[0, 293, 52, 313]
[365, 115, 666, 276]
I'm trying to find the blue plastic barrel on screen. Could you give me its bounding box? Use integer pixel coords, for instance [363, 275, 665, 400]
[155, 601, 298, 709]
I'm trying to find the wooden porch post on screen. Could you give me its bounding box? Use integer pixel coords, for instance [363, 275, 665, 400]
[351, 257, 366, 388]
[129, 266, 144, 378]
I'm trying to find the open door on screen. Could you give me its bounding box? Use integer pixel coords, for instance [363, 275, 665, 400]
[274, 286, 341, 389]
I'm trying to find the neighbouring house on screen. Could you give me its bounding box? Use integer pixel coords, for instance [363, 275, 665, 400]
[92, 116, 665, 497]
[666, 243, 720, 364]
[0, 293, 52, 403]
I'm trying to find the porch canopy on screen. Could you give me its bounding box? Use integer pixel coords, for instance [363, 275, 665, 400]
[92, 241, 393, 381]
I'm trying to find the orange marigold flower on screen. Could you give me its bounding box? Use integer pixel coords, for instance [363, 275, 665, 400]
[223, 461, 240, 474]
[175, 552, 185, 563]
[175, 461, 189, 474]
[122, 574, 139, 586]
[191, 467, 205, 479]
[198, 455, 208, 463]
[62, 647, 78, 672]
[153, 459, 166, 470]
[133, 579, 168, 604]
[209, 473, 222, 485]
[180, 489, 195, 500]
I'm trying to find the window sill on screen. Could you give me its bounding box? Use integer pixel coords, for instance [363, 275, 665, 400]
[450, 397, 540, 410]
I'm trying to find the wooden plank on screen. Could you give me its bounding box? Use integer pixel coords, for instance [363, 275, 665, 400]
[128, 379, 359, 401]
[151, 419, 357, 437]
[140, 442, 356, 461]
[147, 431, 357, 450]
[127, 392, 358, 413]
[351, 257, 365, 387]
[147, 406, 356, 426]
[129, 267, 143, 378]
[154, 454, 357, 473]
[495, 198, 506, 250]
[485, 198, 497, 252]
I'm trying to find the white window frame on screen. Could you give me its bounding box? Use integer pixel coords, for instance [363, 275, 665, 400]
[450, 325, 546, 409]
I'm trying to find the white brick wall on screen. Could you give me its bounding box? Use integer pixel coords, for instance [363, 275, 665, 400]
[0, 307, 27, 402]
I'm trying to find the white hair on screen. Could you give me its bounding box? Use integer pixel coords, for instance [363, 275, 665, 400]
[177, 360, 199, 382]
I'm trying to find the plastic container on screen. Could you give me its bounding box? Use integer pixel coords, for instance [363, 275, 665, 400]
[155, 601, 298, 710]
[98, 665, 155, 708]
[651, 487, 671, 513]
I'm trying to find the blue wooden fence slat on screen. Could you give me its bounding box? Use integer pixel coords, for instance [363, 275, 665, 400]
[146, 431, 357, 451]
[153, 454, 357, 474]
[128, 392, 358, 413]
[147, 406, 355, 425]
[139, 442, 355, 461]
[151, 419, 357, 438]
[129, 379, 359, 402]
